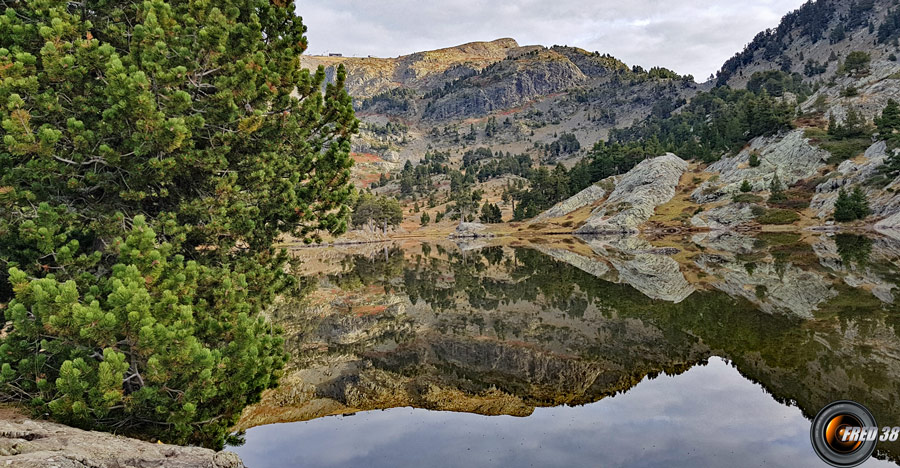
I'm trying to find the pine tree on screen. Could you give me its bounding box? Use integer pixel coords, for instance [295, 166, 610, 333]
[740, 180, 753, 193]
[877, 99, 900, 153]
[749, 152, 761, 167]
[768, 173, 786, 203]
[850, 186, 871, 220]
[834, 189, 854, 222]
[0, 0, 357, 448]
[420, 212, 431, 226]
[479, 202, 502, 224]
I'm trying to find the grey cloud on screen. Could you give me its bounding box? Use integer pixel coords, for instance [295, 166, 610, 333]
[295, 0, 807, 79]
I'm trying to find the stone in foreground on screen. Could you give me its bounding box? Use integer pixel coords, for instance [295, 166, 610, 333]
[0, 416, 244, 468]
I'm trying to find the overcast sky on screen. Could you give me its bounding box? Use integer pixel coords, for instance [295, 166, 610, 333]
[296, 0, 808, 80]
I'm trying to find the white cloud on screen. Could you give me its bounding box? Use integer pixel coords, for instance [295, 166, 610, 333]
[294, 0, 808, 79]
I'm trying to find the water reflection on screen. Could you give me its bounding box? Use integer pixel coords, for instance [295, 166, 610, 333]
[233, 232, 900, 466]
[234, 358, 893, 468]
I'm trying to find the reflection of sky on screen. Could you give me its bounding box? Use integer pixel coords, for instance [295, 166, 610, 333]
[232, 357, 896, 468]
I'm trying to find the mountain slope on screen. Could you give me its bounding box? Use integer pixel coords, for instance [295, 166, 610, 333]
[305, 40, 700, 163]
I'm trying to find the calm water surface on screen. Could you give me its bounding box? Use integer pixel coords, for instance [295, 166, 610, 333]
[230, 233, 900, 467]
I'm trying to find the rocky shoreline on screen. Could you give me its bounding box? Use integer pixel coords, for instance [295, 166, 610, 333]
[0, 410, 244, 468]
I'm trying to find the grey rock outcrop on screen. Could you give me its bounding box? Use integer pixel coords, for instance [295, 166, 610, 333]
[876, 211, 900, 231]
[690, 203, 756, 230]
[0, 417, 244, 468]
[811, 142, 886, 218]
[809, 141, 900, 223]
[450, 222, 495, 238]
[691, 130, 829, 204]
[532, 183, 607, 223]
[425, 50, 587, 120]
[576, 154, 688, 234]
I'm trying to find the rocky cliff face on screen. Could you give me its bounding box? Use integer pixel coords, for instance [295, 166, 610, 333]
[308, 39, 698, 163]
[302, 38, 521, 100]
[424, 49, 587, 120]
[716, 0, 900, 90]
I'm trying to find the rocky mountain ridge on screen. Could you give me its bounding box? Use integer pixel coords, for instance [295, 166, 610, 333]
[306, 39, 699, 163]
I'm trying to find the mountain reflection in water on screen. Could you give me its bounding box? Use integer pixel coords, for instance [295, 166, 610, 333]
[231, 232, 900, 467]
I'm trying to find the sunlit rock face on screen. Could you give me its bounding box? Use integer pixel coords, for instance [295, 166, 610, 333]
[576, 154, 688, 234]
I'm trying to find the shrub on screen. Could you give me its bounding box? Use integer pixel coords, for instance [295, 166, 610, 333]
[756, 209, 801, 225]
[749, 153, 762, 167]
[733, 194, 764, 204]
[843, 51, 872, 76]
[2, 216, 286, 446]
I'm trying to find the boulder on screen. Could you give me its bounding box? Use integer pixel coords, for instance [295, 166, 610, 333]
[691, 203, 756, 230]
[0, 416, 244, 468]
[450, 222, 495, 238]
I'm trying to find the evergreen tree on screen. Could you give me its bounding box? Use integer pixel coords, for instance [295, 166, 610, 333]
[834, 188, 856, 222]
[850, 186, 870, 220]
[740, 180, 753, 193]
[0, 0, 357, 447]
[749, 153, 761, 167]
[882, 101, 900, 177]
[479, 202, 502, 224]
[844, 51, 872, 76]
[420, 211, 431, 226]
[877, 99, 900, 150]
[768, 173, 786, 203]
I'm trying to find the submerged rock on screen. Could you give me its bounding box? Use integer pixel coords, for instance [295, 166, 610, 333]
[576, 154, 688, 234]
